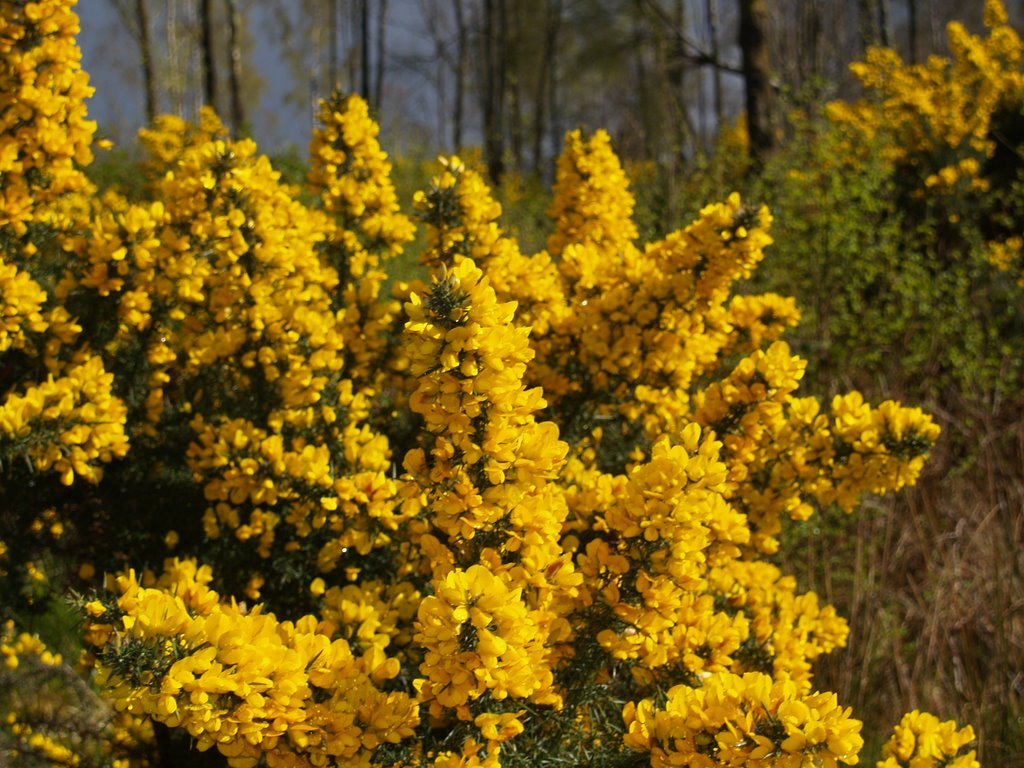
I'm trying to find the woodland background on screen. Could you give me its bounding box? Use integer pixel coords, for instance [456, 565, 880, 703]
[80, 1, 1023, 173]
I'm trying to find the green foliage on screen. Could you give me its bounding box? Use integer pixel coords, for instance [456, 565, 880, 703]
[705, 117, 1024, 408]
[84, 144, 148, 200]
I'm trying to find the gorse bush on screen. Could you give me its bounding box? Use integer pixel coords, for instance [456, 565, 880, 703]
[743, 0, 1024, 403]
[0, 2, 989, 768]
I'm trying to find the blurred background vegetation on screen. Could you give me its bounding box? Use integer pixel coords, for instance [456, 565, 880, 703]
[80, 2, 1021, 171]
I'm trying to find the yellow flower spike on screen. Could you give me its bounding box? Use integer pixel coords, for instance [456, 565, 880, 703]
[0, 354, 129, 485]
[625, 672, 863, 768]
[878, 711, 979, 768]
[308, 92, 414, 388]
[0, 0, 98, 236]
[829, 0, 1021, 213]
[310, 93, 415, 258]
[88, 558, 419, 765]
[547, 129, 638, 259]
[401, 253, 578, 634]
[474, 710, 526, 742]
[415, 564, 556, 712]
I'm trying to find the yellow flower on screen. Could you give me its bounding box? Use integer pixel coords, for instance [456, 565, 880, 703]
[624, 672, 863, 768]
[547, 129, 638, 258]
[415, 564, 556, 712]
[90, 558, 420, 766]
[878, 711, 978, 768]
[828, 0, 1022, 208]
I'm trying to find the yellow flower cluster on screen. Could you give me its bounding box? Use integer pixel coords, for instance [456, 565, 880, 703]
[877, 711, 978, 768]
[1, 619, 62, 670]
[623, 671, 864, 768]
[0, 258, 48, 352]
[536, 128, 941, 556]
[553, 191, 771, 414]
[317, 578, 420, 663]
[399, 253, 579, 760]
[410, 157, 568, 388]
[722, 293, 801, 357]
[546, 128, 638, 259]
[137, 106, 229, 177]
[381, 120, 945, 765]
[0, 0, 128, 493]
[823, 0, 1024, 290]
[85, 559, 419, 768]
[309, 92, 414, 260]
[691, 346, 941, 552]
[824, 394, 941, 507]
[709, 560, 850, 691]
[396, 131, 944, 764]
[985, 235, 1024, 286]
[415, 564, 554, 710]
[415, 158, 529, 274]
[574, 426, 748, 676]
[1, 622, 77, 766]
[190, 410, 404, 572]
[0, 353, 128, 485]
[308, 93, 415, 383]
[65, 105, 413, 601]
[827, 0, 1022, 201]
[402, 257, 562, 537]
[560, 424, 851, 701]
[72, 122, 946, 768]
[5, 713, 79, 766]
[0, 0, 97, 240]
[103, 127, 341, 422]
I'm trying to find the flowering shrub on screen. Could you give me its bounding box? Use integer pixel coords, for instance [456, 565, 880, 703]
[0, 1, 979, 768]
[805, 0, 1024, 395]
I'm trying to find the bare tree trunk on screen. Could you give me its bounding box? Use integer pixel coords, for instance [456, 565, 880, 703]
[200, 0, 217, 111]
[185, 0, 202, 119]
[797, 0, 824, 96]
[348, 1, 359, 95]
[859, 0, 881, 50]
[167, 0, 182, 116]
[666, 0, 700, 215]
[453, 0, 467, 150]
[907, 0, 918, 63]
[632, 0, 654, 160]
[878, 0, 892, 48]
[482, 0, 507, 183]
[706, 0, 723, 132]
[329, 0, 340, 90]
[311, 7, 323, 125]
[374, 0, 388, 109]
[359, 0, 371, 102]
[546, 1, 562, 177]
[929, 3, 943, 55]
[689, 1, 712, 148]
[423, 0, 447, 145]
[858, 0, 873, 50]
[664, 0, 701, 159]
[508, 2, 524, 174]
[531, 0, 561, 172]
[226, 0, 245, 132]
[136, 0, 158, 123]
[739, 0, 774, 165]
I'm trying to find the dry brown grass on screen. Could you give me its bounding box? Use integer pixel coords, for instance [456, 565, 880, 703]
[783, 395, 1024, 765]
